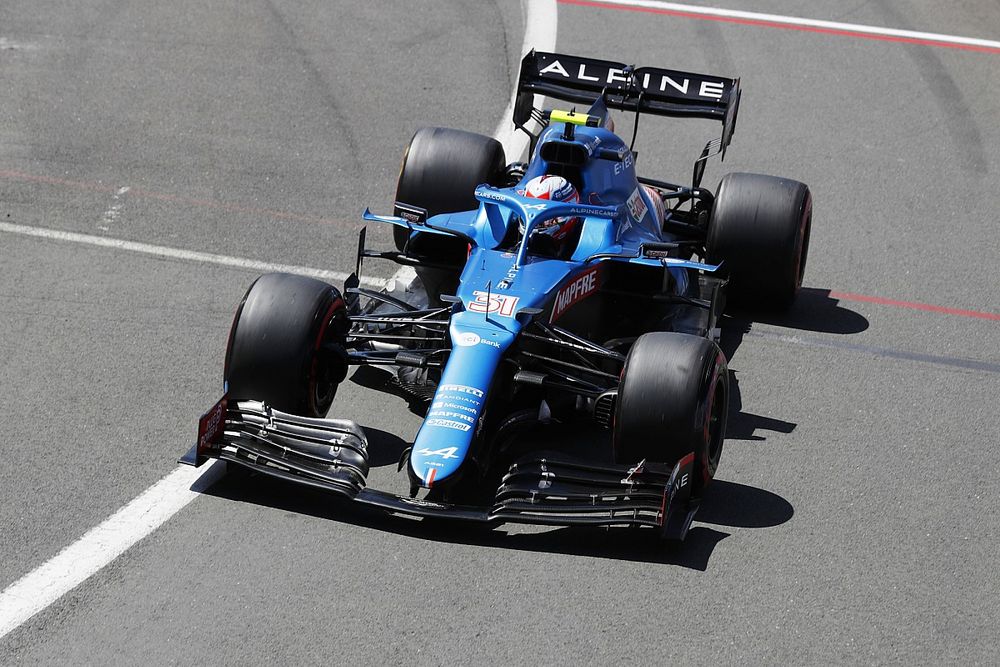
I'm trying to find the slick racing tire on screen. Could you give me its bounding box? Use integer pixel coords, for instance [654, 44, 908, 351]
[613, 332, 729, 497]
[225, 273, 349, 417]
[706, 172, 812, 311]
[393, 127, 507, 257]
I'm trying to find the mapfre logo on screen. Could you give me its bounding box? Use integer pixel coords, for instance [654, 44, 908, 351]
[551, 266, 601, 322]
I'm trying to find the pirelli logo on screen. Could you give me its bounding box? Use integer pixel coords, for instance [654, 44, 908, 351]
[551, 266, 601, 322]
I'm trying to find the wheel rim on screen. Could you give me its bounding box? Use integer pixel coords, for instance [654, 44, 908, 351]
[793, 200, 812, 290]
[310, 356, 335, 415]
[706, 380, 726, 471]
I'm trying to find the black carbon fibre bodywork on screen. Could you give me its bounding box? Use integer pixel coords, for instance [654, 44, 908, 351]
[183, 399, 698, 541]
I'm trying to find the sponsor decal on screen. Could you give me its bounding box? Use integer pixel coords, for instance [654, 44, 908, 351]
[428, 410, 476, 424]
[551, 266, 601, 322]
[400, 496, 447, 509]
[197, 397, 227, 451]
[626, 188, 648, 222]
[454, 331, 501, 348]
[438, 384, 484, 398]
[416, 446, 460, 460]
[536, 55, 727, 101]
[497, 263, 519, 290]
[436, 394, 480, 407]
[669, 453, 695, 495]
[426, 418, 472, 432]
[638, 72, 725, 100]
[393, 201, 428, 224]
[560, 205, 613, 217]
[433, 384, 485, 424]
[613, 152, 634, 176]
[455, 331, 481, 347]
[477, 189, 506, 202]
[539, 59, 631, 86]
[468, 291, 520, 318]
[432, 402, 478, 414]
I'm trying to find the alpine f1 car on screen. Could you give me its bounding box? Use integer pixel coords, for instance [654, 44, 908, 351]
[182, 51, 811, 543]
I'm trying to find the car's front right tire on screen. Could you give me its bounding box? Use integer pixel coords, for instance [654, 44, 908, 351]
[613, 332, 729, 497]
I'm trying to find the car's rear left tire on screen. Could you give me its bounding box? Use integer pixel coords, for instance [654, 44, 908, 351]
[613, 332, 729, 497]
[393, 127, 507, 257]
[225, 273, 349, 417]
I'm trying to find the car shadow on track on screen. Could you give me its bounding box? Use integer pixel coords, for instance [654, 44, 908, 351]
[722, 287, 870, 351]
[720, 287, 869, 441]
[364, 426, 410, 467]
[349, 365, 432, 419]
[200, 466, 792, 571]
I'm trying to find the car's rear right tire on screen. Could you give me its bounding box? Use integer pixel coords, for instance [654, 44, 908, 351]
[707, 172, 812, 311]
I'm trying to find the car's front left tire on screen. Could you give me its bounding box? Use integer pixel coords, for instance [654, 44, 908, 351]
[225, 272, 349, 417]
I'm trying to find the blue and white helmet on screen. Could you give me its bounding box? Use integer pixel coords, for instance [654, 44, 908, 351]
[518, 174, 581, 241]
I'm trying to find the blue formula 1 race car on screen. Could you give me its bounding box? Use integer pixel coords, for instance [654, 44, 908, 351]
[183, 51, 812, 543]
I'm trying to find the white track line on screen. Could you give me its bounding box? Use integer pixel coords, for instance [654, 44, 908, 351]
[584, 0, 1000, 49]
[0, 221, 387, 289]
[0, 2, 559, 640]
[0, 463, 226, 638]
[495, 0, 558, 160]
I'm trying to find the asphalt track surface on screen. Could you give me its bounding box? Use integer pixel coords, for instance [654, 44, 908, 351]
[1, 0, 998, 663]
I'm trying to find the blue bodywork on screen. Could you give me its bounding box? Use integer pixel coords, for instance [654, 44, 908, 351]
[363, 120, 720, 489]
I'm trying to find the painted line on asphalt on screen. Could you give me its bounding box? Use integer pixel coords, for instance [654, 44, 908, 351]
[559, 0, 1000, 54]
[748, 328, 1000, 374]
[0, 2, 560, 641]
[0, 462, 227, 638]
[0, 221, 388, 289]
[494, 0, 558, 160]
[830, 291, 1000, 322]
[0, 169, 346, 227]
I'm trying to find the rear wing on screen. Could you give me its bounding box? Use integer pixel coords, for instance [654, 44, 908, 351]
[514, 51, 740, 158]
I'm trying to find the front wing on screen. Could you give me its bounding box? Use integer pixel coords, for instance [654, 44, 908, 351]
[182, 397, 700, 541]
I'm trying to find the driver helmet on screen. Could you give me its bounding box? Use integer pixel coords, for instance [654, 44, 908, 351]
[518, 174, 582, 241]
